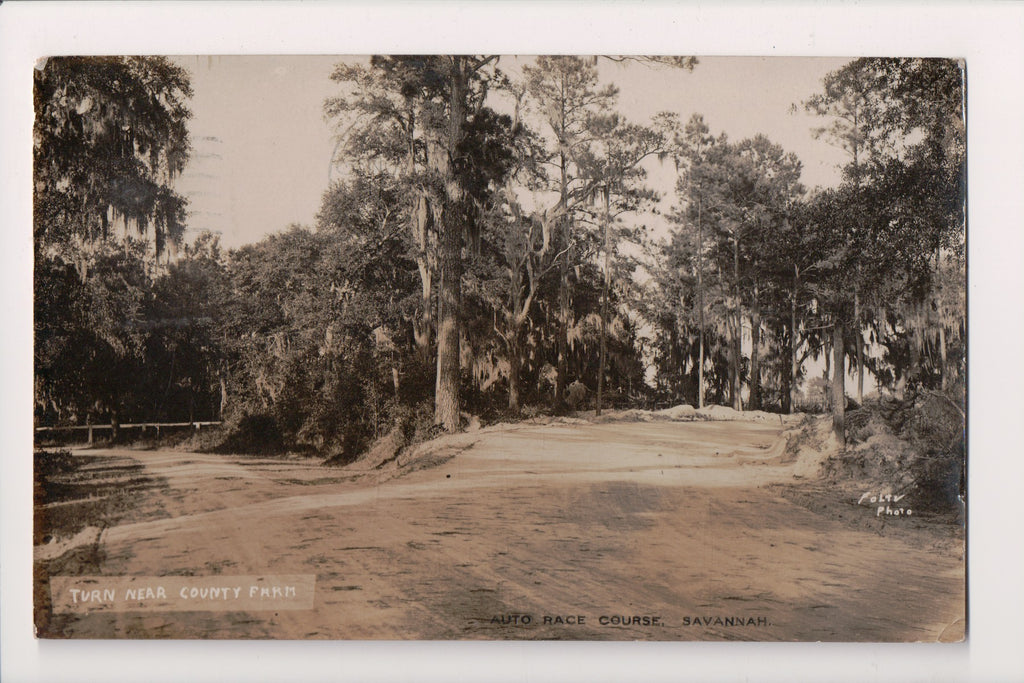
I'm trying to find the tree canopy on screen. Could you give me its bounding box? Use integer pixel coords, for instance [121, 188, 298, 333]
[34, 56, 193, 260]
[35, 56, 965, 458]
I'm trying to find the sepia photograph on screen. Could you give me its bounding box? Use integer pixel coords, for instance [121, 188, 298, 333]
[30, 53, 967, 642]
[9, 1, 1024, 681]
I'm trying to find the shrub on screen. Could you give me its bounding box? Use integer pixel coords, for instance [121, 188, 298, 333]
[213, 413, 287, 455]
[392, 401, 439, 451]
[826, 391, 965, 513]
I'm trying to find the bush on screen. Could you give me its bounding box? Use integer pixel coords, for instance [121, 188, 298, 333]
[827, 391, 965, 513]
[566, 380, 588, 411]
[392, 401, 439, 451]
[213, 413, 287, 455]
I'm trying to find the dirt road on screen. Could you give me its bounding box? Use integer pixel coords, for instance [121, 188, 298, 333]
[35, 419, 965, 641]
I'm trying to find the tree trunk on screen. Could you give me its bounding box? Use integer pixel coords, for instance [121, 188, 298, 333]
[596, 187, 610, 417]
[408, 104, 434, 363]
[781, 335, 792, 415]
[732, 233, 742, 411]
[789, 265, 799, 414]
[697, 195, 705, 409]
[855, 292, 864, 404]
[908, 305, 923, 391]
[110, 406, 120, 444]
[734, 315, 743, 412]
[749, 284, 761, 411]
[435, 225, 462, 431]
[219, 375, 227, 420]
[832, 321, 846, 448]
[697, 324, 705, 409]
[414, 256, 433, 364]
[434, 57, 468, 432]
[728, 335, 737, 410]
[596, 298, 607, 415]
[554, 148, 570, 412]
[508, 334, 521, 414]
[939, 324, 948, 391]
[823, 336, 831, 411]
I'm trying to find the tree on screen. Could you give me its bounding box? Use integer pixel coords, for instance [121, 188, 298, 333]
[326, 58, 438, 363]
[658, 120, 805, 414]
[575, 114, 664, 414]
[652, 122, 733, 411]
[521, 56, 620, 411]
[727, 136, 804, 411]
[218, 212, 419, 457]
[34, 57, 192, 265]
[35, 239, 153, 436]
[430, 56, 522, 430]
[802, 187, 860, 445]
[758, 197, 825, 414]
[34, 56, 194, 434]
[803, 58, 966, 446]
[673, 114, 716, 408]
[804, 61, 894, 405]
[682, 137, 758, 410]
[146, 232, 229, 423]
[327, 56, 517, 431]
[468, 183, 563, 413]
[804, 58, 965, 398]
[863, 59, 966, 393]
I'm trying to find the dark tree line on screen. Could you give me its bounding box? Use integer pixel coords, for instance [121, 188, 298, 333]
[647, 59, 965, 444]
[34, 56, 964, 456]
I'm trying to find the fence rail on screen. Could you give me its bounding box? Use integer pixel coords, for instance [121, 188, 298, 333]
[35, 421, 222, 443]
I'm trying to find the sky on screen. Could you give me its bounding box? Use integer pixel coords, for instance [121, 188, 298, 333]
[172, 55, 851, 249]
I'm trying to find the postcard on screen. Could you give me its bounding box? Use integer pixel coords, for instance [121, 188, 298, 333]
[31, 53, 967, 644]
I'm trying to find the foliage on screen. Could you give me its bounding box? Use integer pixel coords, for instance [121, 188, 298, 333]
[34, 56, 965, 462]
[34, 56, 198, 434]
[35, 239, 151, 428]
[644, 57, 964, 434]
[830, 392, 965, 512]
[34, 57, 192, 258]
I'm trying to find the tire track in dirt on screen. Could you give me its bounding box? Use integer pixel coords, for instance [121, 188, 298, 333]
[37, 419, 965, 640]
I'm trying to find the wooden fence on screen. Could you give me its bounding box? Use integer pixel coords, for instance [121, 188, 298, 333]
[35, 421, 222, 444]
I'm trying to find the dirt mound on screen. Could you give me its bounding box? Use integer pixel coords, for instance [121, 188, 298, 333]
[590, 408, 664, 423]
[778, 416, 840, 479]
[558, 404, 801, 426]
[327, 428, 480, 484]
[332, 403, 810, 482]
[656, 404, 697, 420]
[332, 431, 400, 470]
[211, 414, 288, 455]
[396, 434, 478, 473]
[825, 393, 965, 514]
[695, 405, 800, 425]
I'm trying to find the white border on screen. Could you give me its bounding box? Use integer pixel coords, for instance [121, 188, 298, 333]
[3, 2, 1022, 681]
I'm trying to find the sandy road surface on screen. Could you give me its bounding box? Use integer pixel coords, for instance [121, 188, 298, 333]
[36, 420, 965, 641]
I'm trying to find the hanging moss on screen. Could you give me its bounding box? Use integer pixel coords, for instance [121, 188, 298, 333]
[34, 56, 193, 258]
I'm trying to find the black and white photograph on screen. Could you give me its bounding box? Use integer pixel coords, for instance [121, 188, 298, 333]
[30, 53, 966, 642]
